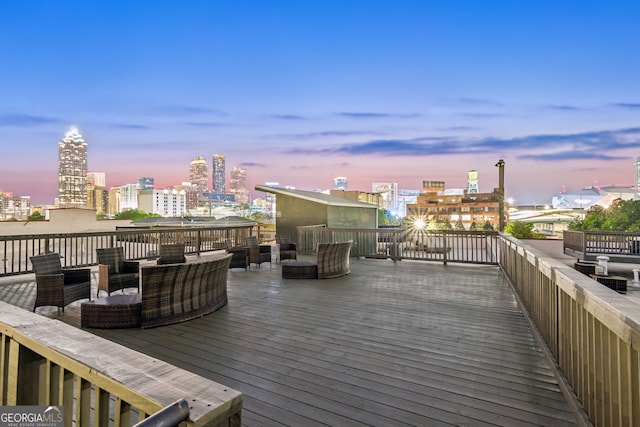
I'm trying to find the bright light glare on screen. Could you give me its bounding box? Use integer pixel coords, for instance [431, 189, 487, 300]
[413, 218, 426, 230]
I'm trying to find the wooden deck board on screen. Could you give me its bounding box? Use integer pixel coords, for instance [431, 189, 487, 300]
[0, 257, 581, 426]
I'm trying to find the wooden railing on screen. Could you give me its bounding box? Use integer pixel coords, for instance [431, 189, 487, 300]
[564, 230, 640, 262]
[0, 226, 256, 277]
[0, 302, 242, 426]
[296, 226, 499, 264]
[500, 234, 640, 426]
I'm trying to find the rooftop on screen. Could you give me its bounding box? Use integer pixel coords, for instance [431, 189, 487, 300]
[0, 254, 583, 426]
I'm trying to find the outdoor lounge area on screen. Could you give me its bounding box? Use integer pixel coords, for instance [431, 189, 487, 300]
[0, 253, 583, 426]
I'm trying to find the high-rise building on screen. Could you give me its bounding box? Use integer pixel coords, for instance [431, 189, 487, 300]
[137, 177, 154, 190]
[190, 156, 208, 193]
[87, 172, 105, 188]
[86, 172, 107, 214]
[229, 166, 248, 204]
[372, 182, 399, 214]
[468, 170, 479, 194]
[333, 177, 348, 191]
[119, 184, 138, 211]
[58, 127, 88, 208]
[212, 154, 226, 193]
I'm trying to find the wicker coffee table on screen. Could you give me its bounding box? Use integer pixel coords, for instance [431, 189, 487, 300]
[81, 294, 142, 328]
[282, 261, 318, 279]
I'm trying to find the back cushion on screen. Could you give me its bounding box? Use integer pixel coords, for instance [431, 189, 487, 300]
[31, 253, 62, 275]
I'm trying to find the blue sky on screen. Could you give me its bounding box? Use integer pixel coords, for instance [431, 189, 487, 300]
[1, 0, 640, 205]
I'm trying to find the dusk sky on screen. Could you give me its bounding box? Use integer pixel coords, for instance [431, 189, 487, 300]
[2, 1, 640, 205]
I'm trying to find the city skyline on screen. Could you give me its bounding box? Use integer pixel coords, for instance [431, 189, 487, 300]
[2, 1, 640, 205]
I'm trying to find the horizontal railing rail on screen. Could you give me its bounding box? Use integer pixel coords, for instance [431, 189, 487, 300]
[0, 302, 242, 426]
[564, 230, 640, 260]
[500, 234, 640, 426]
[0, 226, 255, 277]
[296, 226, 499, 264]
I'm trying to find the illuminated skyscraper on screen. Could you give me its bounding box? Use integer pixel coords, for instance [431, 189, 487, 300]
[372, 182, 398, 213]
[212, 154, 226, 193]
[229, 166, 248, 204]
[190, 156, 208, 193]
[57, 126, 88, 208]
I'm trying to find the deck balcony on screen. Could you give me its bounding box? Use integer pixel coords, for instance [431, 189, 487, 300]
[1, 228, 639, 425]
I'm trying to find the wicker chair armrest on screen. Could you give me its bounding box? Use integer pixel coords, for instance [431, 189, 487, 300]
[228, 247, 248, 256]
[122, 261, 140, 273]
[36, 273, 65, 288]
[62, 268, 91, 284]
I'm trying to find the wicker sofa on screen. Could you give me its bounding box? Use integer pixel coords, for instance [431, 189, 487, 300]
[81, 254, 232, 329]
[282, 241, 353, 279]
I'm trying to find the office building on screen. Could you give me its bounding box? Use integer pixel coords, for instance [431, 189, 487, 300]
[372, 182, 398, 214]
[138, 189, 187, 217]
[137, 177, 154, 190]
[119, 184, 139, 211]
[406, 181, 504, 230]
[230, 166, 248, 204]
[190, 156, 208, 193]
[212, 154, 226, 193]
[333, 177, 348, 191]
[57, 127, 88, 208]
[86, 172, 107, 214]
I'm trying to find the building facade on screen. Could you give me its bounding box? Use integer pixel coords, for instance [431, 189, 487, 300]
[212, 154, 226, 193]
[57, 127, 88, 208]
[372, 182, 399, 214]
[229, 166, 248, 204]
[137, 177, 154, 190]
[138, 189, 187, 217]
[333, 177, 348, 191]
[406, 182, 505, 230]
[190, 156, 208, 193]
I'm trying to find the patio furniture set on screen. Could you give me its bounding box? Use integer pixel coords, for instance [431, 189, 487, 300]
[29, 237, 351, 328]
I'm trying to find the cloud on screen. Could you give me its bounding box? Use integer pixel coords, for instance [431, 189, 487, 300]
[336, 112, 421, 119]
[152, 105, 223, 116]
[546, 105, 582, 111]
[238, 162, 266, 168]
[184, 122, 229, 127]
[460, 112, 509, 119]
[269, 114, 307, 120]
[278, 130, 384, 139]
[519, 151, 627, 161]
[457, 97, 504, 107]
[613, 103, 640, 109]
[110, 123, 150, 130]
[286, 127, 640, 162]
[0, 113, 62, 126]
[435, 126, 477, 131]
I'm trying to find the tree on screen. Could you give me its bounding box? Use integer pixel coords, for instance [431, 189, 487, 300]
[504, 221, 543, 239]
[114, 209, 156, 220]
[455, 218, 465, 230]
[482, 221, 494, 231]
[569, 199, 640, 231]
[27, 211, 46, 221]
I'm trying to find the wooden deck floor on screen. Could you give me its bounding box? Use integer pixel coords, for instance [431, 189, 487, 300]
[0, 257, 582, 426]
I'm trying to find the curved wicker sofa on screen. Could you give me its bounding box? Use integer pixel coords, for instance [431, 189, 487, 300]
[282, 241, 352, 279]
[82, 254, 232, 329]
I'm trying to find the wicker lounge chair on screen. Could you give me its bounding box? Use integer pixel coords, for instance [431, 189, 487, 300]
[245, 236, 271, 268]
[225, 239, 249, 270]
[276, 235, 297, 262]
[282, 240, 352, 279]
[157, 243, 187, 265]
[96, 247, 140, 298]
[30, 252, 92, 313]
